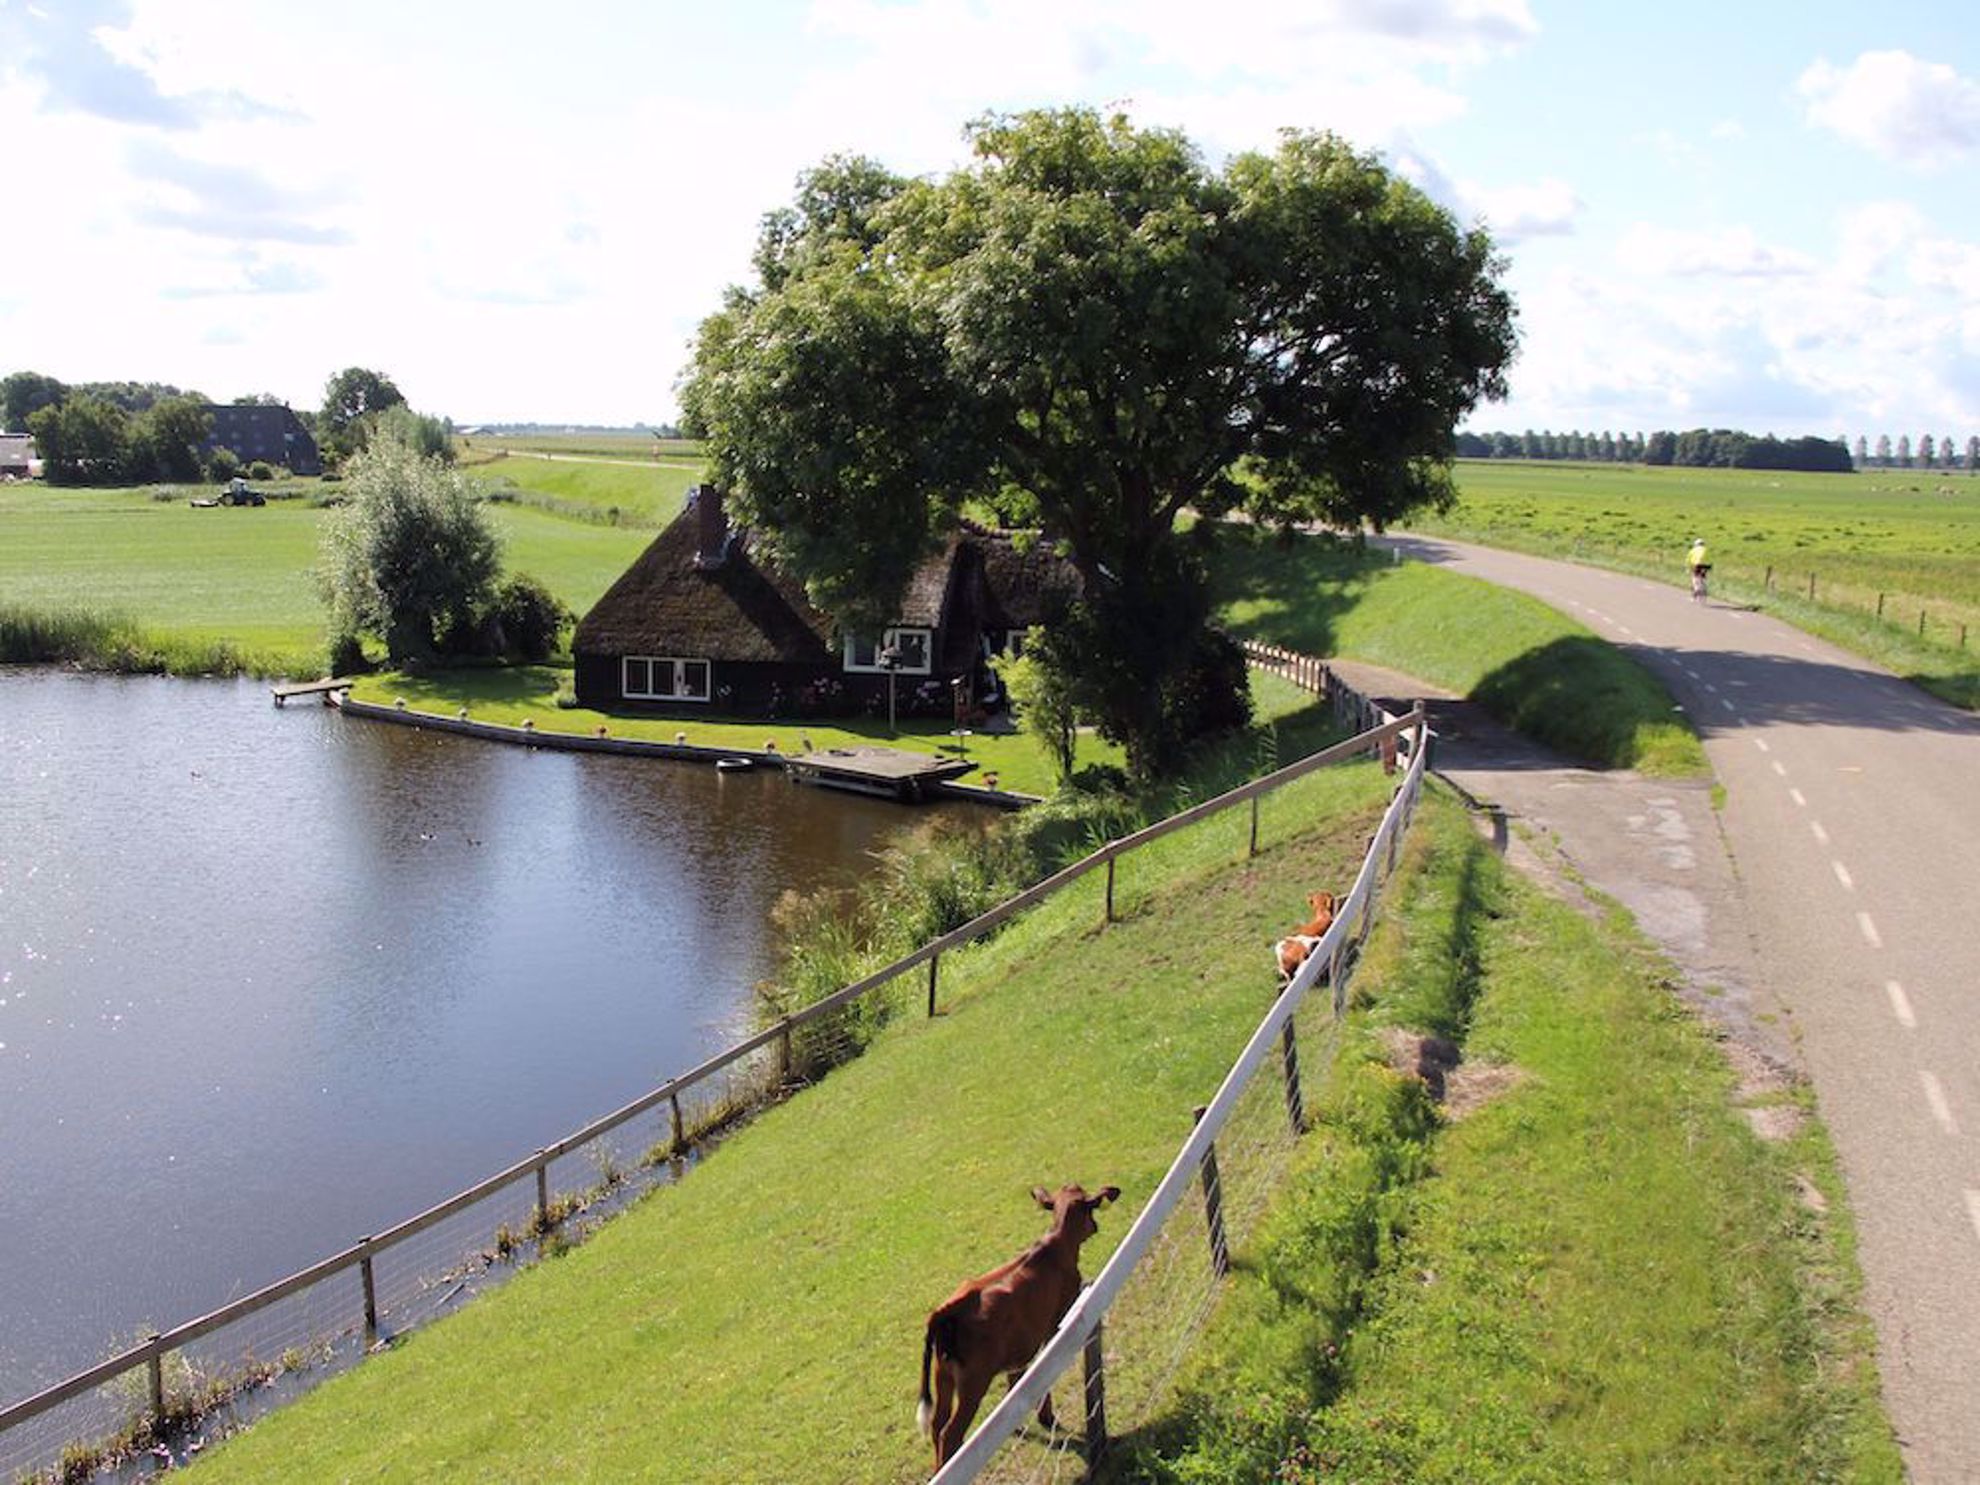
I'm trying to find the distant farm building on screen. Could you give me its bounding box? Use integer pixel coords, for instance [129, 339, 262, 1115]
[573, 486, 1080, 720]
[0, 433, 35, 479]
[203, 404, 322, 475]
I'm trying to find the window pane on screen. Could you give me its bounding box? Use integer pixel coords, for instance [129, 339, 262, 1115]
[681, 661, 710, 698]
[847, 636, 877, 669]
[891, 629, 930, 671]
[651, 661, 678, 698]
[625, 658, 648, 695]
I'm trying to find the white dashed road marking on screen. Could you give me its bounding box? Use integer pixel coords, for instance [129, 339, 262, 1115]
[1832, 861, 1854, 891]
[1887, 980, 1917, 1029]
[1721, 699, 1736, 712]
[1921, 1072, 1959, 1135]
[1755, 738, 1770, 753]
[1966, 1190, 1980, 1243]
[1858, 912, 1884, 950]
[1812, 821, 1831, 846]
[1772, 760, 1788, 778]
[1789, 788, 1807, 807]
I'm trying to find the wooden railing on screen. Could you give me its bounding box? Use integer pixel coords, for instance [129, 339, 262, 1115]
[0, 659, 1422, 1481]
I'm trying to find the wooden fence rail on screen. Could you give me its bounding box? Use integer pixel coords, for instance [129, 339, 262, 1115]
[0, 656, 1421, 1479]
[933, 689, 1432, 1483]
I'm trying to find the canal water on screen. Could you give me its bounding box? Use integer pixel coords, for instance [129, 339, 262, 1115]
[0, 671, 923, 1404]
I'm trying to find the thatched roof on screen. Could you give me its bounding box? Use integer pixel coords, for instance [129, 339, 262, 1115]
[574, 504, 835, 663]
[576, 495, 1083, 665]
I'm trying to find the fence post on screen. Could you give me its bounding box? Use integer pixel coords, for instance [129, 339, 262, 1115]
[1279, 1012, 1306, 1136]
[1920, 609, 1927, 637]
[1248, 795, 1260, 858]
[1808, 572, 1817, 601]
[1191, 1106, 1231, 1278]
[1104, 856, 1116, 924]
[1962, 624, 1969, 650]
[926, 953, 940, 1017]
[1877, 592, 1886, 620]
[535, 1156, 552, 1230]
[147, 1333, 164, 1422]
[1083, 1320, 1108, 1466]
[777, 1017, 793, 1085]
[1764, 565, 1773, 592]
[669, 1094, 686, 1157]
[1330, 939, 1348, 1019]
[360, 1239, 379, 1343]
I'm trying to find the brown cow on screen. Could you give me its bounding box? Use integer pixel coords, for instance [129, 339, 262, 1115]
[917, 1183, 1120, 1469]
[1273, 891, 1338, 980]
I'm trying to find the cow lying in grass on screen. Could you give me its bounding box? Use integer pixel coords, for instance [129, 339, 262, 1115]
[917, 1183, 1121, 1469]
[1273, 890, 1339, 981]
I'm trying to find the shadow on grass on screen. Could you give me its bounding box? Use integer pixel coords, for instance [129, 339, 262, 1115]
[1470, 634, 1697, 772]
[1207, 526, 1392, 659]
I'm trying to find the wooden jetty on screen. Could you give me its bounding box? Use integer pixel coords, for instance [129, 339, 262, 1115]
[271, 676, 357, 706]
[786, 745, 974, 802]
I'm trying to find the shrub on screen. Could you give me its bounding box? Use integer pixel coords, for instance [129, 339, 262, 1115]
[327, 631, 368, 677]
[205, 447, 240, 484]
[492, 573, 572, 661]
[247, 460, 275, 481]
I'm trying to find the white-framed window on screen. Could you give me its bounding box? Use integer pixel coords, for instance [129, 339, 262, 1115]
[843, 627, 932, 674]
[623, 655, 712, 702]
[1004, 629, 1028, 657]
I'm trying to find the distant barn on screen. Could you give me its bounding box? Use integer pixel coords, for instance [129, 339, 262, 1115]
[203, 404, 322, 476]
[573, 486, 1079, 720]
[0, 433, 35, 479]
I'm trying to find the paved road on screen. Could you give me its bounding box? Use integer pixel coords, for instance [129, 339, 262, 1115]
[1381, 534, 1980, 1482]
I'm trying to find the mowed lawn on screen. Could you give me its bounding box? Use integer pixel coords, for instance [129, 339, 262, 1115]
[467, 449, 705, 528]
[188, 753, 1397, 1484]
[0, 485, 652, 672]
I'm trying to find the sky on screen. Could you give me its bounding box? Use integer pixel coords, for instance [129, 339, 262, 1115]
[1, 0, 1976, 442]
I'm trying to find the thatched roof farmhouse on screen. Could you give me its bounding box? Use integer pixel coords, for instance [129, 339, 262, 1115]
[573, 486, 1078, 719]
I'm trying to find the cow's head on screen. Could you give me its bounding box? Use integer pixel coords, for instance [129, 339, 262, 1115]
[1308, 891, 1337, 920]
[1032, 1183, 1121, 1245]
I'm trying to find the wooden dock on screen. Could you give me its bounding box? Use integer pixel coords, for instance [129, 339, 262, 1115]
[786, 745, 975, 802]
[272, 676, 357, 706]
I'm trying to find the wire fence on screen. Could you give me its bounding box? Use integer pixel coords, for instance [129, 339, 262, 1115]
[934, 684, 1430, 1484]
[1, 656, 1421, 1485]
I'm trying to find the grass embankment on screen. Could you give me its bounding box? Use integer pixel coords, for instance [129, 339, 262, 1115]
[1211, 526, 1707, 776]
[188, 693, 1390, 1484]
[470, 448, 703, 528]
[1419, 460, 1980, 709]
[1121, 792, 1898, 1483]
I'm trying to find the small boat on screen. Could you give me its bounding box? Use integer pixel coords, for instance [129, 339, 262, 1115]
[715, 756, 754, 773]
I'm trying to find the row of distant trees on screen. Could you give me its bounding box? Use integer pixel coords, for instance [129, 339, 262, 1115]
[1458, 426, 1980, 474]
[0, 367, 452, 485]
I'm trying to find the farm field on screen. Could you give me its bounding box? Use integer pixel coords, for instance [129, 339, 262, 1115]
[1419, 460, 1980, 706]
[465, 445, 703, 528]
[0, 484, 651, 675]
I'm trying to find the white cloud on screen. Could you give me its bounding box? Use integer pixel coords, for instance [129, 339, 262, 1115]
[1616, 225, 1817, 279]
[1463, 176, 1580, 241]
[1798, 50, 1980, 168]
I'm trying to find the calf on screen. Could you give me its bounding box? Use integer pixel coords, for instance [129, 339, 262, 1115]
[917, 1183, 1120, 1469]
[1273, 891, 1338, 981]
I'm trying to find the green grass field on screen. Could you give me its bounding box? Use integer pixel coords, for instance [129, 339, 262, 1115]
[1421, 460, 1980, 706]
[468, 448, 704, 528]
[0, 483, 651, 675]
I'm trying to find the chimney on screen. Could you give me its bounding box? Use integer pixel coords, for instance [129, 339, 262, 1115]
[692, 484, 729, 570]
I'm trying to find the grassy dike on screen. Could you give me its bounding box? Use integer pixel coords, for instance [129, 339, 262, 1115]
[183, 766, 1890, 1480]
[1210, 526, 1707, 776]
[1119, 798, 1898, 1482]
[186, 715, 1396, 1483]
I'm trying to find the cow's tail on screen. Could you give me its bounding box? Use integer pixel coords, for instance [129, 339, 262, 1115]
[917, 1307, 958, 1437]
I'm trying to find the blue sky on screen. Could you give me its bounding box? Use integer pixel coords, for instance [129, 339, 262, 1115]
[2, 0, 1975, 441]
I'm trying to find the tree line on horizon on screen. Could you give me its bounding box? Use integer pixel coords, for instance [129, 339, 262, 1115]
[1459, 426, 1980, 475]
[0, 367, 452, 485]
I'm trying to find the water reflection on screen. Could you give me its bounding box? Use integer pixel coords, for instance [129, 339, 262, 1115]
[0, 671, 923, 1401]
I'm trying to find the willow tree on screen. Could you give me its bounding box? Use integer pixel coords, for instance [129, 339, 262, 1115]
[682, 109, 1517, 778]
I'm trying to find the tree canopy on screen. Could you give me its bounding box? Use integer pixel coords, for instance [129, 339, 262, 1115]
[682, 108, 1516, 775]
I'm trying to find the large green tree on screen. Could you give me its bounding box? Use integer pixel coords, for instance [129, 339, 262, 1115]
[319, 366, 407, 459]
[682, 109, 1516, 776]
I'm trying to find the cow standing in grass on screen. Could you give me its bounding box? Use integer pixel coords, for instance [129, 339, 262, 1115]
[917, 1183, 1120, 1469]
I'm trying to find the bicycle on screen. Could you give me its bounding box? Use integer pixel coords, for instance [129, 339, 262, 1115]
[1689, 564, 1711, 603]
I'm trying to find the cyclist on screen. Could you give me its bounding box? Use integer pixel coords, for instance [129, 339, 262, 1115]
[1687, 537, 1711, 602]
